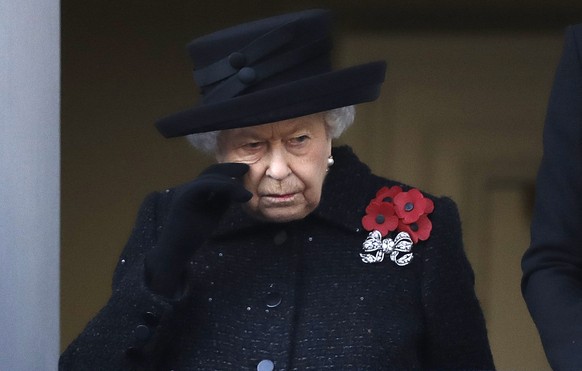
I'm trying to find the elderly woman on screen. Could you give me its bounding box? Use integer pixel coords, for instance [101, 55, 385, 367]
[60, 9, 494, 370]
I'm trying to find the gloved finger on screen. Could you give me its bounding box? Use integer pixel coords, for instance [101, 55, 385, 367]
[199, 162, 250, 179]
[225, 182, 253, 203]
[174, 171, 242, 199]
[202, 176, 252, 203]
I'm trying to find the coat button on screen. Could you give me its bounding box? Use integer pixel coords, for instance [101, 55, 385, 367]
[257, 359, 274, 371]
[266, 292, 282, 308]
[228, 52, 247, 68]
[273, 230, 287, 245]
[134, 324, 151, 341]
[238, 67, 256, 84]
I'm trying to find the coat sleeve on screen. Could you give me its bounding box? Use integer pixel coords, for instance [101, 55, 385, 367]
[521, 24, 582, 371]
[420, 196, 495, 370]
[59, 191, 179, 370]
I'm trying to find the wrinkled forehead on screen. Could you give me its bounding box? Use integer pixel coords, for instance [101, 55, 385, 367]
[222, 113, 326, 141]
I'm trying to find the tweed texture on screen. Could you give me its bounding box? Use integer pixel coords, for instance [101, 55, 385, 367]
[60, 146, 494, 370]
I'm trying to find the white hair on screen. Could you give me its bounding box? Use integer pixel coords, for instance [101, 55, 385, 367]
[324, 105, 355, 139]
[186, 129, 220, 154]
[186, 105, 355, 154]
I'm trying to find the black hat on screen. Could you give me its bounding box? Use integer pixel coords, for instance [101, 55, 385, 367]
[155, 9, 386, 137]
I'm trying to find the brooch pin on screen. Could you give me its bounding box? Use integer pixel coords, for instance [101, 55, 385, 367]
[360, 230, 414, 266]
[359, 186, 434, 266]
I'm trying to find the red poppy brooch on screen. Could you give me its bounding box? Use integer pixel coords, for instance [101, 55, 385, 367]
[360, 186, 434, 266]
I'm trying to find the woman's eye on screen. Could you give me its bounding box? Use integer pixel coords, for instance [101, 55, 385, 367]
[243, 142, 263, 150]
[289, 135, 310, 145]
[233, 141, 264, 164]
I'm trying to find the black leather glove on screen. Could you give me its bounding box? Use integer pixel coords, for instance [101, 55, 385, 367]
[145, 163, 252, 297]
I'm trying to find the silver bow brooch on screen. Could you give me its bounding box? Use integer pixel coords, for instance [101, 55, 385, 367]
[360, 230, 414, 266]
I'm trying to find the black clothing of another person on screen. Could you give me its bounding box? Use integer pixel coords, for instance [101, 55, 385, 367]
[522, 24, 582, 370]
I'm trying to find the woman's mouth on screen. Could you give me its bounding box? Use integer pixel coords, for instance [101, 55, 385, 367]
[266, 193, 294, 199]
[261, 193, 297, 204]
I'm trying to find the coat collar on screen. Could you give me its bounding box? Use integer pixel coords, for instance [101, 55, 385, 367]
[213, 146, 387, 237]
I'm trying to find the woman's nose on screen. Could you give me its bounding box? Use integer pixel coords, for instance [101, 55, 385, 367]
[265, 148, 291, 180]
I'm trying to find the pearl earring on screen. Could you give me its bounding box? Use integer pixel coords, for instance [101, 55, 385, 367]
[327, 155, 335, 167]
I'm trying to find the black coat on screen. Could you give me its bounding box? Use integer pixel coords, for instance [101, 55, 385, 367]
[521, 24, 582, 371]
[61, 146, 493, 370]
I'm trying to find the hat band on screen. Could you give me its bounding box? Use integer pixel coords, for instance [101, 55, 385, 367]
[193, 21, 296, 87]
[202, 36, 332, 103]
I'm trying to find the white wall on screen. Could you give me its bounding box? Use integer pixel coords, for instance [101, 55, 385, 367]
[0, 0, 60, 369]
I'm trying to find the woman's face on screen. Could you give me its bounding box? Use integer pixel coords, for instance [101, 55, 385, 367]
[216, 113, 332, 222]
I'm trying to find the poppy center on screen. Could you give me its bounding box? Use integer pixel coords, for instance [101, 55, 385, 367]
[410, 222, 419, 232]
[382, 197, 393, 203]
[375, 214, 385, 224]
[404, 202, 414, 212]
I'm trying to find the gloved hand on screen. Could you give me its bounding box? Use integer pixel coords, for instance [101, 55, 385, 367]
[145, 163, 252, 297]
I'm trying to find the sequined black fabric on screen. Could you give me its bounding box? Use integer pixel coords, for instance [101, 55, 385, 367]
[60, 146, 494, 370]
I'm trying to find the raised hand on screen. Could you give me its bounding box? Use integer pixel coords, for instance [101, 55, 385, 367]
[145, 163, 252, 297]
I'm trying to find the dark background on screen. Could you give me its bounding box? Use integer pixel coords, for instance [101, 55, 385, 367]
[61, 1, 582, 367]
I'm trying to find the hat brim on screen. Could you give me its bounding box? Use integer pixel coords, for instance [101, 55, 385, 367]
[155, 61, 386, 137]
